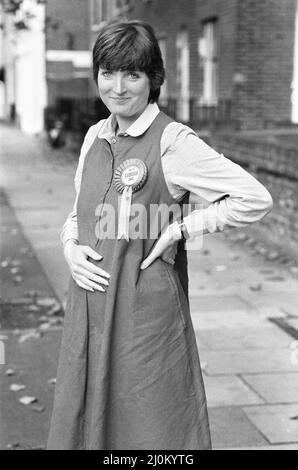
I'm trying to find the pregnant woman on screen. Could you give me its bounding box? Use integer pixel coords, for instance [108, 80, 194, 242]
[47, 19, 273, 450]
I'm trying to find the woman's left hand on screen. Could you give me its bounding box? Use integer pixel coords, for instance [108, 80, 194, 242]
[140, 221, 182, 270]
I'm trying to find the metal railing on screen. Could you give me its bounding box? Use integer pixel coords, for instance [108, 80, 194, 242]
[45, 96, 233, 138]
[160, 98, 233, 129]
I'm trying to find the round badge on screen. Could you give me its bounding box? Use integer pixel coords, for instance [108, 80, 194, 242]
[114, 158, 148, 193]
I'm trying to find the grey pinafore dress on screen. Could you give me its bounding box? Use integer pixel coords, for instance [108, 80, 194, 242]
[47, 111, 211, 450]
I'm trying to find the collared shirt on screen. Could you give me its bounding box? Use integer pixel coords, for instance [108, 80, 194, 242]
[60, 102, 273, 245]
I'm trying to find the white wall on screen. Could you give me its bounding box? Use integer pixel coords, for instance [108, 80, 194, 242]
[14, 1, 47, 134]
[2, 0, 47, 133]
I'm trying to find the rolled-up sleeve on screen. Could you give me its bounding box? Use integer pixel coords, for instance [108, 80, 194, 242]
[59, 123, 101, 246]
[161, 123, 273, 238]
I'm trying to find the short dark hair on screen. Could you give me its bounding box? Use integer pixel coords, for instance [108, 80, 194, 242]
[92, 19, 165, 103]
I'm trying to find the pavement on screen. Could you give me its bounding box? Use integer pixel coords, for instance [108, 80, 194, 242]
[0, 123, 298, 450]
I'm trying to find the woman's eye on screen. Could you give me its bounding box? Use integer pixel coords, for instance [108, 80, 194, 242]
[101, 71, 112, 78]
[128, 72, 140, 79]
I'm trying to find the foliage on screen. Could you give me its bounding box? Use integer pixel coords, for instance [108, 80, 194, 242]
[0, 0, 46, 15]
[0, 0, 46, 30]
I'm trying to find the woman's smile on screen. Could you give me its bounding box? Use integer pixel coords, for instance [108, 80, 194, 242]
[110, 97, 131, 103]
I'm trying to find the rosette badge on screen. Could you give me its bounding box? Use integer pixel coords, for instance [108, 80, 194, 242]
[114, 158, 148, 240]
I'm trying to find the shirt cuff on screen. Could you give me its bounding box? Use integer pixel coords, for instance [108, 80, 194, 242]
[183, 209, 209, 238]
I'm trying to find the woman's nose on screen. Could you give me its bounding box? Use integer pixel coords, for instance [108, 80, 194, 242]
[113, 74, 126, 94]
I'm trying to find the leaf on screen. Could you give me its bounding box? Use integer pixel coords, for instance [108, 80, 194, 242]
[254, 245, 267, 256]
[266, 251, 280, 261]
[46, 303, 62, 316]
[26, 304, 40, 312]
[214, 265, 227, 272]
[19, 396, 37, 405]
[37, 297, 58, 308]
[10, 384, 26, 392]
[39, 323, 52, 331]
[290, 266, 298, 275]
[48, 317, 63, 325]
[18, 330, 41, 343]
[10, 267, 20, 275]
[13, 329, 21, 336]
[6, 443, 21, 450]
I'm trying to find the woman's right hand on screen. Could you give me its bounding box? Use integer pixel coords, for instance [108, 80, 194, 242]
[63, 240, 110, 293]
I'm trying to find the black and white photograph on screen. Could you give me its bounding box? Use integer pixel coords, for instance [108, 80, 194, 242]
[0, 0, 298, 452]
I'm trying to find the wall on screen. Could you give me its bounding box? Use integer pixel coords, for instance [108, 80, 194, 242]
[46, 0, 93, 106]
[128, 0, 238, 105]
[127, 0, 297, 130]
[234, 0, 297, 129]
[211, 133, 298, 255]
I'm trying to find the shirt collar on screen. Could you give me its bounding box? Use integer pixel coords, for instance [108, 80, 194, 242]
[98, 102, 160, 142]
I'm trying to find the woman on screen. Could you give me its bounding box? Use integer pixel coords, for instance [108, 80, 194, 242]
[47, 20, 273, 450]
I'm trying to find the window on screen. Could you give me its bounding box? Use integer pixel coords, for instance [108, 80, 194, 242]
[176, 30, 190, 122]
[199, 18, 218, 106]
[115, 0, 135, 14]
[90, 0, 107, 30]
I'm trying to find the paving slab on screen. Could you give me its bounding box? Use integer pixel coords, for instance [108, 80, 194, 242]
[220, 444, 298, 450]
[196, 326, 292, 350]
[201, 349, 298, 375]
[243, 404, 298, 444]
[242, 373, 298, 404]
[191, 310, 269, 331]
[1, 124, 298, 450]
[209, 407, 268, 449]
[190, 294, 253, 312]
[0, 329, 62, 450]
[204, 375, 264, 407]
[244, 291, 298, 318]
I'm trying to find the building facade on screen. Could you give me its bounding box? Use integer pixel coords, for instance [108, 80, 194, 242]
[0, 0, 47, 134]
[1, 0, 298, 133]
[123, 0, 298, 130]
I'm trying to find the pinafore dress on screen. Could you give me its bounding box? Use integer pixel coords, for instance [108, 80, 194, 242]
[47, 111, 211, 450]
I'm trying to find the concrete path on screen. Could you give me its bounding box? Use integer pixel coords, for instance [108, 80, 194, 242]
[1, 123, 298, 450]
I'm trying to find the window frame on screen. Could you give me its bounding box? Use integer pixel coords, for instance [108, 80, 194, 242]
[199, 17, 219, 106]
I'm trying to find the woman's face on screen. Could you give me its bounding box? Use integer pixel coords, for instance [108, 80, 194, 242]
[97, 68, 151, 120]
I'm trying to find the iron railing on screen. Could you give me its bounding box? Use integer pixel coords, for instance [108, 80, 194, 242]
[45, 97, 233, 138]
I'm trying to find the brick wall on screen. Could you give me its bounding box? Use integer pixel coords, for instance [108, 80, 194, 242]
[127, 0, 297, 130]
[127, 0, 197, 98]
[234, 0, 297, 130]
[46, 0, 91, 51]
[210, 133, 298, 255]
[128, 0, 238, 103]
[45, 0, 93, 108]
[195, 0, 238, 102]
